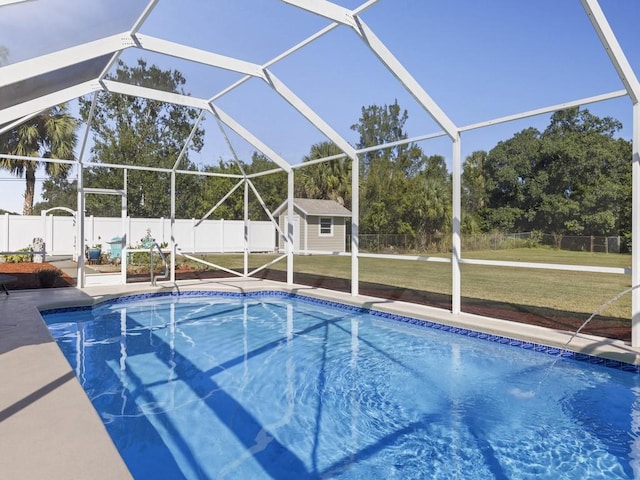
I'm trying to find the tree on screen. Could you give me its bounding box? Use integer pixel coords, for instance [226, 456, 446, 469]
[403, 155, 452, 246]
[35, 177, 78, 214]
[295, 142, 351, 208]
[482, 127, 541, 232]
[351, 101, 451, 243]
[480, 107, 632, 240]
[535, 108, 630, 237]
[0, 105, 77, 215]
[461, 150, 489, 233]
[78, 59, 204, 218]
[352, 101, 413, 234]
[351, 100, 424, 177]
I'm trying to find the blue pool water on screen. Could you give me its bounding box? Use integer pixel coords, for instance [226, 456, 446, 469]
[43, 292, 640, 479]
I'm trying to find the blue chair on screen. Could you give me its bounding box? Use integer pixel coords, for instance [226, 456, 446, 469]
[108, 237, 123, 261]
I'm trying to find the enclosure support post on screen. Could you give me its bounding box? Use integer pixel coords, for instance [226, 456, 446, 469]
[451, 135, 462, 314]
[170, 171, 176, 282]
[243, 178, 249, 277]
[76, 92, 98, 288]
[121, 175, 127, 260]
[121, 170, 128, 285]
[287, 170, 294, 285]
[76, 166, 85, 288]
[580, 0, 640, 346]
[632, 103, 640, 346]
[351, 154, 359, 296]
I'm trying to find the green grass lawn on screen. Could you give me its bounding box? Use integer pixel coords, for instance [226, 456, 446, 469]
[193, 247, 632, 320]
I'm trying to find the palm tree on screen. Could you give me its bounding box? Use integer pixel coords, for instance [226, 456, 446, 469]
[297, 142, 352, 208]
[0, 105, 77, 215]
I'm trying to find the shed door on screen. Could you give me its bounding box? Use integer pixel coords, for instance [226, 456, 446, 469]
[284, 215, 301, 253]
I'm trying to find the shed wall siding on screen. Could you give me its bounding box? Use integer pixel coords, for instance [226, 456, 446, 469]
[307, 216, 346, 252]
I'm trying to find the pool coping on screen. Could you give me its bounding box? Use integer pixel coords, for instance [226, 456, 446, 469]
[2, 277, 639, 479]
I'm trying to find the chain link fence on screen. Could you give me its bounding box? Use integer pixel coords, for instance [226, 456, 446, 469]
[348, 232, 621, 254]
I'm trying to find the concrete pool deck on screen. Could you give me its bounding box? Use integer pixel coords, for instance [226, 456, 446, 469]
[1, 277, 639, 479]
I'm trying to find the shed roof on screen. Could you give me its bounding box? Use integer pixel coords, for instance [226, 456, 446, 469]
[274, 198, 352, 218]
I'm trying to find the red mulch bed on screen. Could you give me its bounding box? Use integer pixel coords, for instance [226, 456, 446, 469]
[2, 263, 630, 342]
[0, 262, 74, 289]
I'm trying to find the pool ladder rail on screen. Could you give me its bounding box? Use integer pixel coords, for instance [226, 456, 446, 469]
[149, 242, 169, 286]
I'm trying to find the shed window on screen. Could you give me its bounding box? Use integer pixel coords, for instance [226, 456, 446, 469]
[319, 217, 333, 236]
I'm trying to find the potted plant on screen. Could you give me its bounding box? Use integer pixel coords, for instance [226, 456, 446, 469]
[87, 237, 102, 264]
[36, 268, 62, 288]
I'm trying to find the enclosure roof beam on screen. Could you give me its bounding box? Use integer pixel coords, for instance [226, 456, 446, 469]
[101, 80, 209, 110]
[83, 188, 126, 196]
[196, 179, 244, 226]
[581, 0, 640, 104]
[209, 0, 378, 103]
[460, 89, 628, 132]
[130, 0, 159, 36]
[78, 92, 98, 168]
[246, 167, 284, 179]
[0, 12, 263, 88]
[134, 34, 266, 79]
[0, 33, 131, 89]
[291, 153, 346, 169]
[80, 158, 245, 178]
[0, 153, 75, 165]
[262, 69, 358, 161]
[0, 110, 43, 136]
[0, 80, 101, 125]
[281, 0, 359, 28]
[283, 0, 458, 140]
[83, 161, 174, 174]
[97, 52, 124, 85]
[214, 116, 248, 177]
[175, 169, 243, 179]
[207, 104, 292, 173]
[289, 130, 450, 169]
[172, 110, 206, 171]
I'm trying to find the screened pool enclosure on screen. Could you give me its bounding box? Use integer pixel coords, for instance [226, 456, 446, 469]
[1, 1, 639, 343]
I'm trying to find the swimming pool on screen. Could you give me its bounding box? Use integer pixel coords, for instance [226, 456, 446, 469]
[43, 291, 640, 479]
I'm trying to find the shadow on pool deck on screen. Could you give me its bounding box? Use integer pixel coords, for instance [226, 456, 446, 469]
[0, 286, 132, 479]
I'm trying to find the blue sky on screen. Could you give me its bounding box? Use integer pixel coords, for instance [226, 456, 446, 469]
[0, 0, 638, 213]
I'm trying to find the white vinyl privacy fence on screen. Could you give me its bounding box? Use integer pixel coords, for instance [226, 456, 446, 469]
[0, 213, 276, 256]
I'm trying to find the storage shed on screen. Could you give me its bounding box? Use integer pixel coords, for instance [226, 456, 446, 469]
[274, 198, 352, 253]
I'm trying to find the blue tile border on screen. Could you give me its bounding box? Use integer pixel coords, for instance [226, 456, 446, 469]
[40, 290, 640, 374]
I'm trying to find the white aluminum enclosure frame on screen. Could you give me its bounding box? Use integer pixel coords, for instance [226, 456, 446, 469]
[0, 0, 638, 345]
[580, 0, 640, 346]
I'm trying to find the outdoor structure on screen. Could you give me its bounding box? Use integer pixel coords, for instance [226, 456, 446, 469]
[0, 1, 639, 344]
[274, 198, 351, 253]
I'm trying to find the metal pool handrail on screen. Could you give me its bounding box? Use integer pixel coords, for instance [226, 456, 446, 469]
[149, 242, 169, 286]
